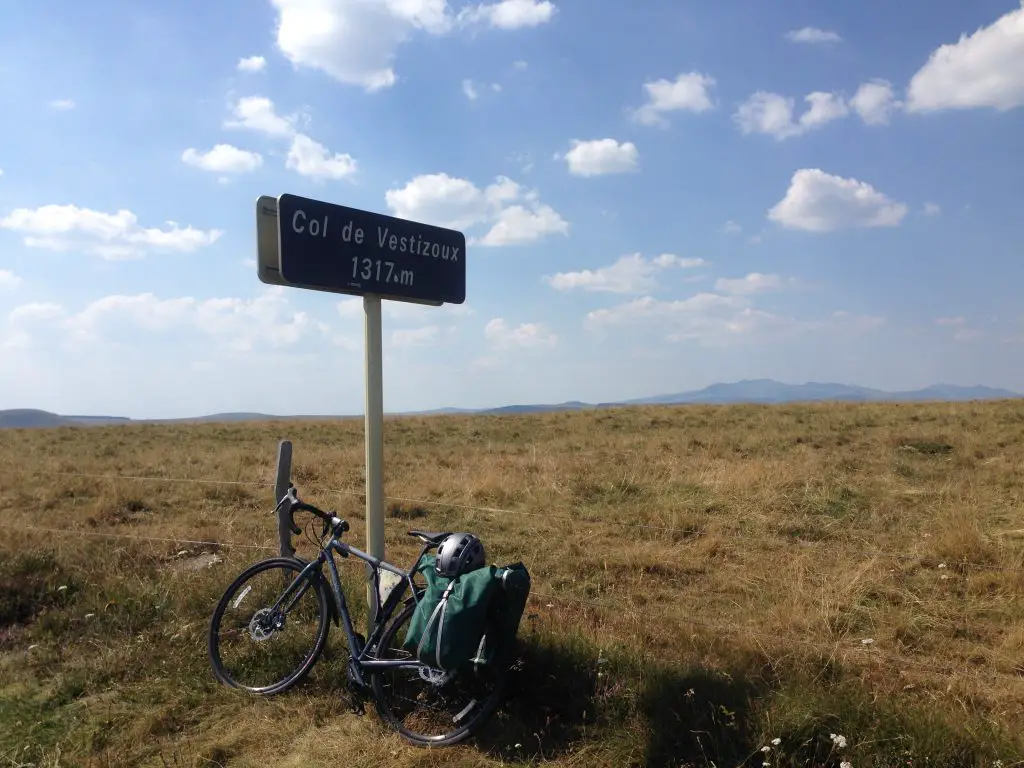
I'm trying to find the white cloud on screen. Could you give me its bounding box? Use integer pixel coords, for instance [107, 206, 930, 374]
[9, 303, 64, 324]
[0, 168, 4, 178]
[270, 0, 439, 91]
[391, 325, 440, 347]
[181, 144, 263, 173]
[585, 292, 884, 347]
[736, 81, 904, 138]
[935, 315, 981, 341]
[1, 289, 331, 355]
[2, 302, 65, 351]
[905, 2, 1024, 113]
[722, 220, 741, 234]
[0, 270, 22, 290]
[484, 317, 556, 348]
[850, 79, 901, 125]
[221, 95, 357, 179]
[827, 310, 886, 333]
[513, 59, 528, 70]
[584, 293, 753, 344]
[49, 99, 75, 110]
[734, 90, 848, 140]
[460, 78, 500, 99]
[285, 134, 358, 180]
[269, 0, 553, 93]
[630, 71, 716, 127]
[0, 204, 223, 259]
[385, 173, 511, 230]
[802, 91, 850, 127]
[237, 55, 267, 73]
[786, 27, 841, 43]
[714, 273, 785, 295]
[224, 95, 297, 137]
[338, 295, 469, 349]
[337, 295, 472, 322]
[384, 172, 568, 246]
[562, 138, 639, 177]
[480, 204, 568, 246]
[923, 202, 941, 216]
[767, 168, 909, 232]
[459, 0, 556, 29]
[734, 92, 801, 139]
[64, 288, 328, 351]
[654, 254, 706, 269]
[544, 252, 705, 294]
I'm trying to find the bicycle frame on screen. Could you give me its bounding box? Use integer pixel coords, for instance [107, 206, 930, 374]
[270, 526, 439, 687]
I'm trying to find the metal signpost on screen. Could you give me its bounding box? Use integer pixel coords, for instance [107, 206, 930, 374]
[256, 193, 466, 625]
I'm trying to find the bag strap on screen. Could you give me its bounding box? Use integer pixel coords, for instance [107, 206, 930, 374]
[416, 579, 457, 667]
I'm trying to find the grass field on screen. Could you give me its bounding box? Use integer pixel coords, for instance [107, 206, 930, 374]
[1, 399, 1023, 767]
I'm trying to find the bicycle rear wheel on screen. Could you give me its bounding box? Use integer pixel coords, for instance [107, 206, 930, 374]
[208, 556, 330, 695]
[369, 599, 507, 747]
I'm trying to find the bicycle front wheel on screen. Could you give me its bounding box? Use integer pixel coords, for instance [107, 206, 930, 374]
[208, 556, 330, 695]
[369, 599, 507, 747]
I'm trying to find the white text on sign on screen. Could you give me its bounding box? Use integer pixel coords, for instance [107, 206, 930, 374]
[290, 208, 459, 262]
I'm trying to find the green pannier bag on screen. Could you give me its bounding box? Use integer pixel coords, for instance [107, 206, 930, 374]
[471, 561, 531, 668]
[403, 555, 531, 671]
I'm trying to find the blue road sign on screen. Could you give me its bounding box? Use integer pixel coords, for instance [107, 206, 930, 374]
[276, 193, 466, 305]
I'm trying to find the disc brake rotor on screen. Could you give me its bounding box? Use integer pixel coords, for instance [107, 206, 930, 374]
[248, 607, 280, 642]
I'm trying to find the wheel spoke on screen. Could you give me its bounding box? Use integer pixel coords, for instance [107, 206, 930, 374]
[208, 559, 329, 695]
[369, 599, 507, 745]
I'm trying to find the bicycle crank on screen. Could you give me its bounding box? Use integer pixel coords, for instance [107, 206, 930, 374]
[345, 658, 369, 715]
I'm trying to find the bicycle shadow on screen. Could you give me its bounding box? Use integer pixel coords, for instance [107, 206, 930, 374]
[639, 666, 761, 768]
[471, 632, 762, 767]
[470, 632, 601, 762]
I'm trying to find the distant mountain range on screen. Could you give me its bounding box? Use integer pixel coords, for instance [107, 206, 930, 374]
[2, 379, 1020, 429]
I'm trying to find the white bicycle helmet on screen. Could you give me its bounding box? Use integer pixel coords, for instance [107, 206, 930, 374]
[435, 532, 486, 578]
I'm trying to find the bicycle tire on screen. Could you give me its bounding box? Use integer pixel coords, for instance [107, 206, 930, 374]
[369, 598, 507, 747]
[208, 556, 330, 695]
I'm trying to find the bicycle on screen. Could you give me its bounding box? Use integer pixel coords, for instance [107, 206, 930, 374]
[206, 484, 508, 746]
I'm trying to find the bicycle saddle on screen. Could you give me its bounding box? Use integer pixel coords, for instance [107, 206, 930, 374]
[407, 530, 450, 544]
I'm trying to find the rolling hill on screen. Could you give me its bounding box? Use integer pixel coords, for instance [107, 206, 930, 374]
[1, 379, 1020, 428]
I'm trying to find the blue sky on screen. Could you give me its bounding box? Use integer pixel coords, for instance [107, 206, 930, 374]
[1, 0, 1023, 418]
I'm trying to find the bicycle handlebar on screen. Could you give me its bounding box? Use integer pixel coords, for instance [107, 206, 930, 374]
[275, 485, 350, 538]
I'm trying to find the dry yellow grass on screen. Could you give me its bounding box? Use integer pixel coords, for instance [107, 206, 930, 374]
[1, 399, 1023, 767]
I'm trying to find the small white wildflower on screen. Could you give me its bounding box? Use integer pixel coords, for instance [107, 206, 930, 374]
[772, 737, 781, 746]
[938, 563, 946, 569]
[861, 638, 874, 645]
[831, 733, 848, 749]
[761, 745, 770, 752]
[840, 762, 853, 768]
[940, 574, 949, 580]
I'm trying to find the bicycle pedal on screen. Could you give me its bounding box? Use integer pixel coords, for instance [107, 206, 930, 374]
[346, 682, 368, 715]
